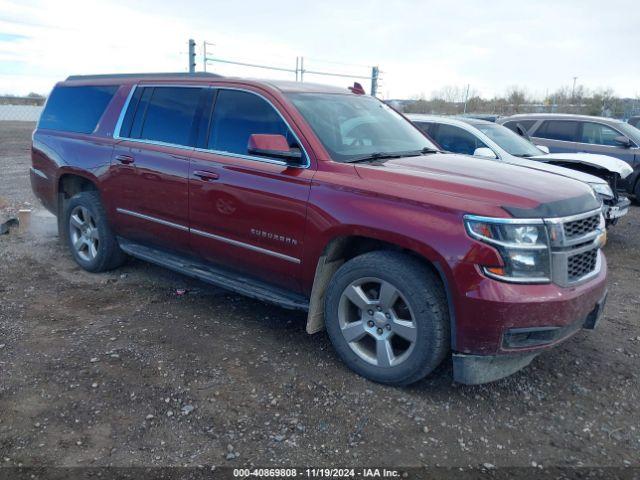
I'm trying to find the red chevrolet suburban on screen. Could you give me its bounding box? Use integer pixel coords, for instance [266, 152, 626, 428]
[30, 73, 608, 385]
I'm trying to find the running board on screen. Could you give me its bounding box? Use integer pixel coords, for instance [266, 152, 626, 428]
[118, 238, 309, 311]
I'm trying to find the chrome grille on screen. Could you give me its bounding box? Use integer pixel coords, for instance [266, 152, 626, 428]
[563, 214, 600, 240]
[546, 208, 603, 287]
[567, 249, 598, 282]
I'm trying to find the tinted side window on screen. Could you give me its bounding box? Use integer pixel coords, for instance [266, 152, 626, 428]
[431, 124, 488, 155]
[535, 120, 579, 142]
[413, 121, 435, 136]
[581, 122, 622, 146]
[39, 85, 118, 133]
[503, 120, 535, 133]
[131, 87, 203, 146]
[208, 90, 294, 155]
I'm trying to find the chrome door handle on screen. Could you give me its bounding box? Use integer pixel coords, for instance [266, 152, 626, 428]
[115, 154, 135, 165]
[193, 170, 219, 181]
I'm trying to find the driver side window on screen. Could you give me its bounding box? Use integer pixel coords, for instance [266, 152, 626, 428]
[208, 89, 299, 156]
[432, 124, 488, 155]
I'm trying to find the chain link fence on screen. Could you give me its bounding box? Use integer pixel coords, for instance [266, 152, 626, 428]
[0, 105, 43, 122]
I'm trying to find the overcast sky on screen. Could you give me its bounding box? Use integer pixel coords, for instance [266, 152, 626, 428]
[0, 0, 638, 99]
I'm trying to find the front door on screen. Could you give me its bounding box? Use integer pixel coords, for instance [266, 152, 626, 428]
[188, 88, 314, 292]
[574, 121, 639, 166]
[104, 85, 206, 252]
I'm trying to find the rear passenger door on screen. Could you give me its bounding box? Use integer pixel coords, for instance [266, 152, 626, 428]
[188, 88, 314, 292]
[530, 120, 580, 154]
[105, 85, 206, 253]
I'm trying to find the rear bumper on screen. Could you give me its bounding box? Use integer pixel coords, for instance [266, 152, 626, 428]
[453, 291, 607, 384]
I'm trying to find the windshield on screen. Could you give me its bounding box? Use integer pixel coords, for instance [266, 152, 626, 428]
[475, 123, 543, 157]
[617, 122, 640, 144]
[287, 93, 437, 162]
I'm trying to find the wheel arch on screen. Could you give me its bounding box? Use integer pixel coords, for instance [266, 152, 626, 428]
[305, 233, 457, 349]
[56, 169, 100, 241]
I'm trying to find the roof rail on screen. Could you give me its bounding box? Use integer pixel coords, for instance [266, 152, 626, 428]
[65, 72, 223, 81]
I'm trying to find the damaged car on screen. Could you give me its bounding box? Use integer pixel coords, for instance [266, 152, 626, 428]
[409, 115, 631, 225]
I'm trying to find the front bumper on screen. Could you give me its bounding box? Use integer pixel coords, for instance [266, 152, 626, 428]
[603, 196, 630, 221]
[453, 291, 607, 384]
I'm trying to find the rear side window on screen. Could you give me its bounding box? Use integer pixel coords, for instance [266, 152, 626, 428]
[39, 85, 118, 133]
[503, 119, 535, 133]
[121, 87, 204, 146]
[534, 120, 579, 142]
[207, 89, 295, 155]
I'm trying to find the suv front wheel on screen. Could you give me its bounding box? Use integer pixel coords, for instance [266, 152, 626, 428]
[65, 191, 127, 272]
[324, 251, 450, 386]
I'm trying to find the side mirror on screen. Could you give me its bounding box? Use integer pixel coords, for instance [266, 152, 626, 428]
[536, 145, 550, 154]
[473, 147, 497, 159]
[248, 134, 302, 162]
[614, 135, 632, 148]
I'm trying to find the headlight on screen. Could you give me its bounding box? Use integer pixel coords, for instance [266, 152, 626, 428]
[464, 215, 551, 283]
[590, 182, 613, 200]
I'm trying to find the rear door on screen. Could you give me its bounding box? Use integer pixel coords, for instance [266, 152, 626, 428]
[530, 120, 580, 154]
[188, 88, 314, 292]
[105, 85, 206, 253]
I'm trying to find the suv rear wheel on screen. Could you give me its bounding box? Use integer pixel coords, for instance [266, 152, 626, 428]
[324, 251, 450, 386]
[65, 191, 126, 272]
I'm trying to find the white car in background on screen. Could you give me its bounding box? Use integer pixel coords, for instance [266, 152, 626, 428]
[408, 114, 631, 225]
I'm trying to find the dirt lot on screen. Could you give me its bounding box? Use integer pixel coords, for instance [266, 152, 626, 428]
[1, 121, 639, 469]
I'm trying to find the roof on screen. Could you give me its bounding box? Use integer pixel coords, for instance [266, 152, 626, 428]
[406, 114, 494, 126]
[62, 72, 352, 95]
[503, 113, 625, 124]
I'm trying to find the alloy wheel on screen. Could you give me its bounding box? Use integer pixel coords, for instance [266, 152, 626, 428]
[69, 205, 100, 262]
[337, 277, 417, 368]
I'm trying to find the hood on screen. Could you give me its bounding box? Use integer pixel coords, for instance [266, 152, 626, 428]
[530, 152, 633, 178]
[504, 156, 606, 185]
[354, 153, 601, 218]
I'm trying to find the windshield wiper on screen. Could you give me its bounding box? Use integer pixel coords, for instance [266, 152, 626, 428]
[346, 147, 443, 164]
[418, 147, 443, 154]
[513, 153, 535, 158]
[345, 152, 408, 163]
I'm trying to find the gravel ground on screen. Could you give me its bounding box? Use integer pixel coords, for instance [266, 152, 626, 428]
[0, 121, 639, 469]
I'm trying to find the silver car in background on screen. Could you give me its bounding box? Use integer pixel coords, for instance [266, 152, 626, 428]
[408, 114, 631, 225]
[497, 113, 640, 201]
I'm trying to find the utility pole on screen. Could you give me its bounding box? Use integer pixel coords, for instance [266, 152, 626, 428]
[188, 39, 196, 74]
[463, 84, 470, 114]
[370, 66, 379, 97]
[571, 76, 577, 102]
[203, 41, 207, 72]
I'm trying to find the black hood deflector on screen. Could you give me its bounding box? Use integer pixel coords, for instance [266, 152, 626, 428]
[503, 193, 601, 219]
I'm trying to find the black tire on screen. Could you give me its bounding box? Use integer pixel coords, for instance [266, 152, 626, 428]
[64, 191, 127, 272]
[634, 179, 640, 205]
[324, 250, 450, 386]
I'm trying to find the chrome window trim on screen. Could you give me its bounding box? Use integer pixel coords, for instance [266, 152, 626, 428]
[116, 208, 189, 231]
[113, 84, 136, 139]
[113, 84, 311, 169]
[116, 208, 300, 264]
